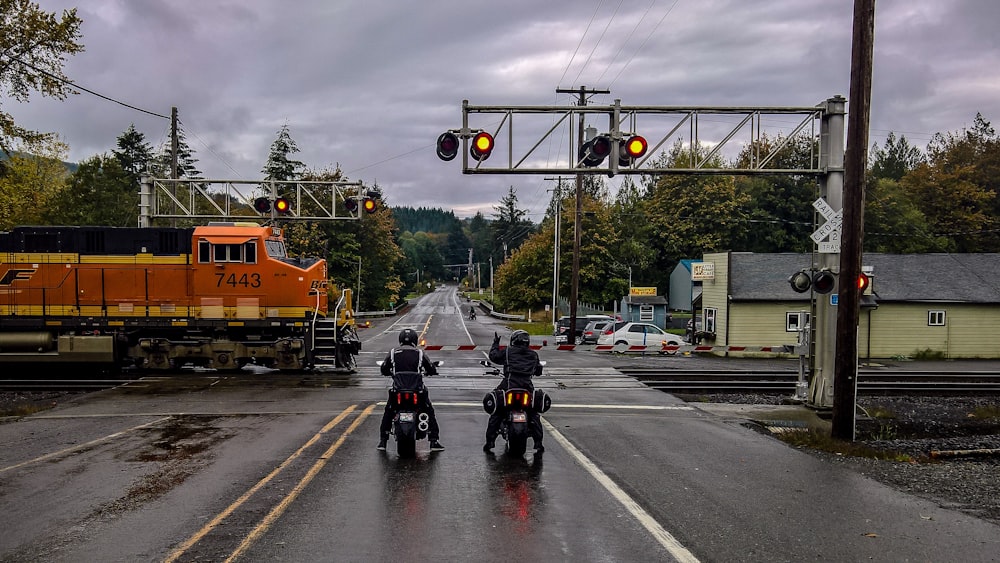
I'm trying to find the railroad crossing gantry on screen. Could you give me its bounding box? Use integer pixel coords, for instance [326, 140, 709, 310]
[438, 94, 850, 409]
[138, 177, 375, 226]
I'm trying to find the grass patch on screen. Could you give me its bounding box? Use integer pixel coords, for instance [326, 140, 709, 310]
[507, 321, 554, 336]
[776, 428, 916, 462]
[1, 402, 54, 418]
[912, 348, 946, 360]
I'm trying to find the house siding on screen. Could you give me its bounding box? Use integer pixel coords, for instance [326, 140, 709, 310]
[728, 302, 811, 347]
[700, 252, 730, 344]
[861, 303, 1000, 359]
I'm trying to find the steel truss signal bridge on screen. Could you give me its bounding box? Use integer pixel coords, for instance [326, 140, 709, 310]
[138, 177, 378, 226]
[448, 98, 835, 177]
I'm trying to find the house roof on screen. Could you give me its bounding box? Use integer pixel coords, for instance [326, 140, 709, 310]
[728, 252, 1000, 303]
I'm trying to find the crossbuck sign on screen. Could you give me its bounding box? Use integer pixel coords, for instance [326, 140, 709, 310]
[810, 197, 842, 253]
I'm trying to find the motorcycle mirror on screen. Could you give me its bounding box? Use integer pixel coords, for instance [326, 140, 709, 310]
[539, 361, 547, 367]
[433, 360, 443, 366]
[479, 360, 490, 367]
[376, 361, 384, 366]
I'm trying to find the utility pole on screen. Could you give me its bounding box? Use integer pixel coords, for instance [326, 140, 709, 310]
[544, 176, 571, 327]
[832, 0, 876, 441]
[557, 86, 609, 344]
[170, 106, 179, 227]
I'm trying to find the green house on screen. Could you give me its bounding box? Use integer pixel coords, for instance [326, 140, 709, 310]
[696, 251, 1000, 359]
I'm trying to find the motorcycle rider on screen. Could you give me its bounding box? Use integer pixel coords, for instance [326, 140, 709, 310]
[484, 329, 544, 453]
[469, 305, 477, 320]
[378, 328, 444, 452]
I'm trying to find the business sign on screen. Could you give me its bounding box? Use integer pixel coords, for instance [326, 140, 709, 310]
[629, 287, 657, 296]
[691, 262, 715, 281]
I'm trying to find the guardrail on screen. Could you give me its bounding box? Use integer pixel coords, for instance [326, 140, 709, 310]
[472, 299, 525, 321]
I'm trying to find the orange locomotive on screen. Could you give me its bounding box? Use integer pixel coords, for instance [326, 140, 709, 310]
[0, 223, 360, 371]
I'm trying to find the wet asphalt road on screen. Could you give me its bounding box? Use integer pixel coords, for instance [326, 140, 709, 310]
[1, 286, 998, 562]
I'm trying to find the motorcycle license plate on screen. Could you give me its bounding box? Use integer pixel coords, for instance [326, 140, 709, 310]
[511, 412, 527, 423]
[398, 412, 415, 422]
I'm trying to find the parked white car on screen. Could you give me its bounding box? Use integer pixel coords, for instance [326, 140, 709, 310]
[596, 321, 683, 350]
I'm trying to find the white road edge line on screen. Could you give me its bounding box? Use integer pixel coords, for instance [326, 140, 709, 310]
[0, 416, 171, 475]
[542, 419, 701, 563]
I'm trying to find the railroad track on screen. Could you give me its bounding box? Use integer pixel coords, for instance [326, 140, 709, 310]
[618, 368, 1000, 395]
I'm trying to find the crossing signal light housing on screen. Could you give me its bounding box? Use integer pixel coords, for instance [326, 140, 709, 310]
[812, 270, 837, 294]
[344, 198, 359, 213]
[436, 132, 459, 161]
[363, 197, 377, 214]
[788, 270, 812, 293]
[274, 197, 291, 215]
[857, 272, 871, 294]
[619, 135, 648, 167]
[471, 132, 494, 161]
[580, 135, 612, 167]
[253, 197, 271, 214]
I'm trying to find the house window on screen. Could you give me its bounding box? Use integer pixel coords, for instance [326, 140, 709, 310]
[786, 311, 811, 332]
[704, 307, 717, 334]
[928, 310, 946, 326]
[639, 305, 654, 321]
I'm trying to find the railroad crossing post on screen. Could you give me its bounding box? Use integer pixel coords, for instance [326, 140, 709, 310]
[808, 96, 847, 409]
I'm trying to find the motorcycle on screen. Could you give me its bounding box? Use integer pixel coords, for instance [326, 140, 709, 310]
[481, 360, 551, 456]
[378, 360, 441, 457]
[469, 308, 477, 320]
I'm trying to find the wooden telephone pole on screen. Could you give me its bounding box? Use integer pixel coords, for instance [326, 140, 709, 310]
[832, 0, 876, 441]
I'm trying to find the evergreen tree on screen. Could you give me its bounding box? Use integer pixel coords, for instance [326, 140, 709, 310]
[261, 124, 305, 181]
[112, 124, 154, 189]
[870, 132, 924, 181]
[155, 120, 201, 178]
[491, 186, 534, 264]
[46, 154, 135, 226]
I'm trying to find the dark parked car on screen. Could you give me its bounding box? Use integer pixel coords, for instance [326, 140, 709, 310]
[554, 315, 613, 344]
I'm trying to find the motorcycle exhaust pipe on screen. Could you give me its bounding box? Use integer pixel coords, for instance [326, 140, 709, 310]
[418, 412, 429, 432]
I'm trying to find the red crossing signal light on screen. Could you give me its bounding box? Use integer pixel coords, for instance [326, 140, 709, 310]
[274, 197, 291, 215]
[619, 135, 648, 166]
[471, 132, 494, 161]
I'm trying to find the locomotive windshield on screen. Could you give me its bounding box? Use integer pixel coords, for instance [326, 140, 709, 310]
[265, 239, 287, 258]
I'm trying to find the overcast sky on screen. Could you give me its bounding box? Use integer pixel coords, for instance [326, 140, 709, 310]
[9, 0, 1000, 221]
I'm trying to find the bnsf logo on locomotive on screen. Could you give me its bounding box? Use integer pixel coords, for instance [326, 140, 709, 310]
[310, 280, 328, 290]
[0, 269, 36, 285]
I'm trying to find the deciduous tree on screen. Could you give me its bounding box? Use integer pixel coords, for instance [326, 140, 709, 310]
[0, 0, 83, 154]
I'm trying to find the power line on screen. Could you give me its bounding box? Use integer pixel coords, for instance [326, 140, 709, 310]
[4, 54, 170, 120]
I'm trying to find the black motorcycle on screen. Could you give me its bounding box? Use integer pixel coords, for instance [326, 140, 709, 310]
[481, 360, 551, 456]
[379, 360, 441, 457]
[469, 308, 477, 320]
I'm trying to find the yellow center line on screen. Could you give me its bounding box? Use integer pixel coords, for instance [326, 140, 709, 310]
[224, 403, 376, 562]
[164, 405, 359, 563]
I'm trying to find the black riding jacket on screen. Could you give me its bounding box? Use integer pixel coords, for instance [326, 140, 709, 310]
[380, 345, 438, 390]
[488, 341, 541, 391]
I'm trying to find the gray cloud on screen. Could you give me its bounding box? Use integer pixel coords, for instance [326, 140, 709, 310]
[8, 0, 1000, 220]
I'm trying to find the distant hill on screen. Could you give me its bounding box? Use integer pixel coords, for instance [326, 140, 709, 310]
[0, 150, 78, 173]
[393, 206, 467, 233]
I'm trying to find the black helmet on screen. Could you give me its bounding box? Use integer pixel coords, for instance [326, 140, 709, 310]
[399, 328, 419, 346]
[510, 330, 530, 347]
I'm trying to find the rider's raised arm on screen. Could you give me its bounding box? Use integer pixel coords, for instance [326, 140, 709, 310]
[488, 332, 506, 365]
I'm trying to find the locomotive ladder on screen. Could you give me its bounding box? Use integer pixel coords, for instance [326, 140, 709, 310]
[311, 317, 341, 366]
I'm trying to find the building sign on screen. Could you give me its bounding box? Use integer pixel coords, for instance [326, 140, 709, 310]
[629, 286, 657, 296]
[691, 262, 715, 281]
